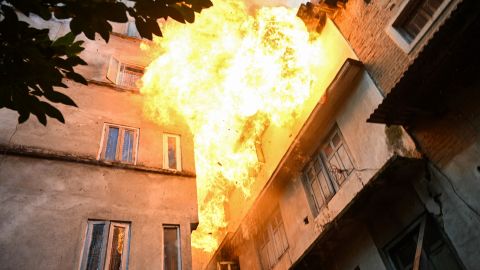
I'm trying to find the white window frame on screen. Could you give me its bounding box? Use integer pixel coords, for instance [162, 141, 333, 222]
[256, 208, 289, 270]
[79, 220, 131, 270]
[163, 133, 182, 171]
[163, 224, 182, 270]
[302, 125, 354, 216]
[107, 56, 144, 90]
[386, 0, 452, 53]
[97, 123, 140, 165]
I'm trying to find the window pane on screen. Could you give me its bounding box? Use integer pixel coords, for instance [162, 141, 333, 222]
[337, 145, 354, 174]
[119, 64, 143, 88]
[328, 155, 345, 185]
[311, 181, 325, 210]
[108, 226, 126, 270]
[86, 224, 105, 270]
[167, 137, 177, 170]
[122, 130, 134, 162]
[105, 127, 119, 161]
[164, 226, 181, 270]
[318, 167, 335, 199]
[331, 132, 341, 147]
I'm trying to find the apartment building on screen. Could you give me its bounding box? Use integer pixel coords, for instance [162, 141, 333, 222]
[205, 0, 480, 269]
[0, 16, 198, 270]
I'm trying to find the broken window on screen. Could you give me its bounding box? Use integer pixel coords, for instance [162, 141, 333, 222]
[80, 221, 130, 270]
[164, 225, 182, 270]
[100, 123, 139, 164]
[257, 209, 289, 270]
[107, 57, 144, 89]
[302, 125, 354, 216]
[383, 215, 463, 270]
[163, 134, 182, 171]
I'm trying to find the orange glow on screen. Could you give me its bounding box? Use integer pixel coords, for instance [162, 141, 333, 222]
[140, 0, 325, 252]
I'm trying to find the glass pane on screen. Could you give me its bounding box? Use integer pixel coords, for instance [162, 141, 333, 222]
[323, 143, 334, 158]
[311, 181, 325, 210]
[120, 64, 143, 88]
[337, 145, 354, 174]
[328, 155, 345, 185]
[86, 224, 105, 270]
[164, 227, 181, 270]
[122, 130, 134, 162]
[108, 226, 126, 270]
[331, 132, 341, 147]
[318, 167, 335, 199]
[105, 127, 119, 161]
[167, 137, 178, 169]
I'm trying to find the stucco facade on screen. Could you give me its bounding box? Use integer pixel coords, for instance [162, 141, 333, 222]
[0, 15, 198, 270]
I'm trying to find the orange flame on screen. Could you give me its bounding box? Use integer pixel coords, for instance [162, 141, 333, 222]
[140, 0, 325, 252]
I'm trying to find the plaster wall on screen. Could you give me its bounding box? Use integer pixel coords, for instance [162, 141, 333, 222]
[0, 156, 197, 270]
[221, 70, 403, 270]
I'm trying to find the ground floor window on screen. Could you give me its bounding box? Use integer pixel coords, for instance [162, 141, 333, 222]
[383, 215, 463, 270]
[80, 220, 130, 270]
[164, 225, 182, 270]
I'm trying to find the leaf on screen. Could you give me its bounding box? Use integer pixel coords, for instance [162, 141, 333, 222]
[44, 91, 78, 107]
[166, 6, 186, 23]
[66, 72, 88, 85]
[104, 3, 129, 23]
[18, 112, 30, 124]
[52, 32, 75, 47]
[41, 102, 65, 123]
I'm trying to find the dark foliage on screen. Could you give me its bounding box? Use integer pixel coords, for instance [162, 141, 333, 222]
[0, 0, 212, 124]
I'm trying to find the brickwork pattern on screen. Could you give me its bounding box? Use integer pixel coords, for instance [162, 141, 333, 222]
[332, 0, 461, 95]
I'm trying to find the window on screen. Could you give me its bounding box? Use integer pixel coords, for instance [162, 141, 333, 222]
[99, 124, 139, 164]
[164, 225, 182, 270]
[257, 209, 289, 270]
[163, 134, 182, 171]
[383, 215, 463, 270]
[302, 126, 354, 215]
[107, 57, 144, 89]
[80, 220, 130, 270]
[387, 0, 451, 52]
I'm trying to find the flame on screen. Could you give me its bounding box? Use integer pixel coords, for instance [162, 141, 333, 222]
[140, 0, 325, 252]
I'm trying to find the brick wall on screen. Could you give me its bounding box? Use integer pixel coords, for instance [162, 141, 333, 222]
[332, 0, 462, 94]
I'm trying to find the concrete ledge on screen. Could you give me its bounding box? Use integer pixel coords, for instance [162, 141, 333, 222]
[0, 144, 196, 178]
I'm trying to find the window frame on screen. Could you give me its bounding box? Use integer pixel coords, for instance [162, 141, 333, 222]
[163, 133, 182, 171]
[98, 123, 140, 165]
[163, 224, 182, 270]
[107, 57, 145, 90]
[79, 220, 131, 270]
[386, 0, 452, 53]
[256, 208, 289, 270]
[301, 125, 354, 216]
[381, 214, 465, 270]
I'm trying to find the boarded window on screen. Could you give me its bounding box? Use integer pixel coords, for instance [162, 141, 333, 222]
[80, 221, 130, 270]
[164, 225, 182, 270]
[257, 209, 289, 270]
[163, 134, 182, 171]
[100, 124, 138, 164]
[302, 125, 354, 216]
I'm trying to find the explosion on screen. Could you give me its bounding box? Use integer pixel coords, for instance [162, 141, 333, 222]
[140, 0, 325, 252]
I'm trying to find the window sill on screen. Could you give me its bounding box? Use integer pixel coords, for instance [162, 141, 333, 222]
[0, 143, 195, 177]
[87, 79, 141, 94]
